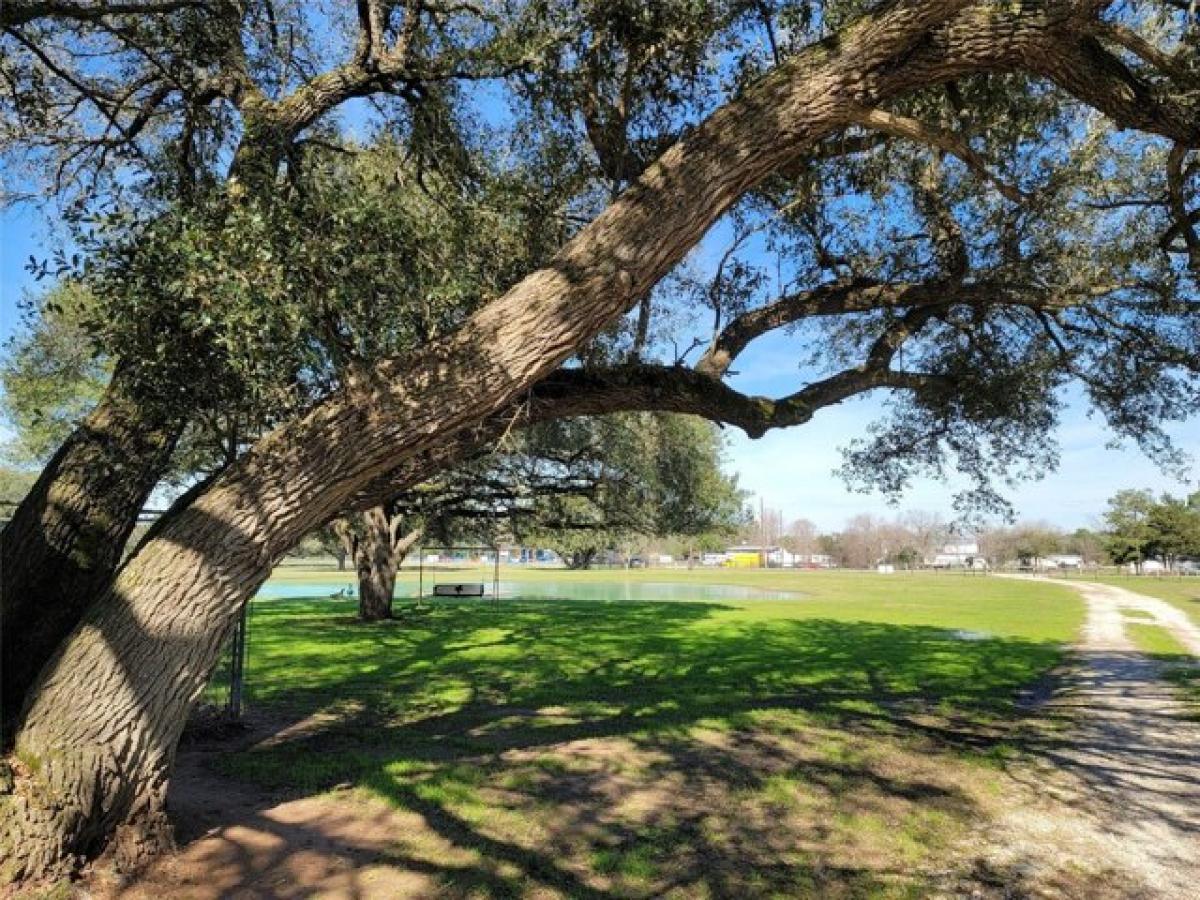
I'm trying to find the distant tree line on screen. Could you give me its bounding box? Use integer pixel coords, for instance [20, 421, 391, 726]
[1102, 489, 1200, 572]
[742, 489, 1200, 571]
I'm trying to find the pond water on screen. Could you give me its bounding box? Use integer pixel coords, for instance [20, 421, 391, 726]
[947, 629, 993, 641]
[255, 578, 803, 603]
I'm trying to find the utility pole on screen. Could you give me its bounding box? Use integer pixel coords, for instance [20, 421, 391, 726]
[760, 495, 766, 568]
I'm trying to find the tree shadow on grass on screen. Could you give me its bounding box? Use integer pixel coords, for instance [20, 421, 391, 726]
[141, 786, 929, 899]
[231, 596, 1060, 734]
[172, 597, 1068, 897]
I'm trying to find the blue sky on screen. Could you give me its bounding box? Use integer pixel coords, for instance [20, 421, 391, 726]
[1, 163, 1196, 535]
[721, 323, 1200, 531]
[0, 204, 40, 341]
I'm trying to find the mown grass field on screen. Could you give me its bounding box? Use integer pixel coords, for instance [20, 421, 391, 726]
[205, 569, 1084, 898]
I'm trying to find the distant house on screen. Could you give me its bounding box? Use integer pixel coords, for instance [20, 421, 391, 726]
[1044, 554, 1083, 570]
[930, 540, 986, 569]
[1122, 559, 1200, 574]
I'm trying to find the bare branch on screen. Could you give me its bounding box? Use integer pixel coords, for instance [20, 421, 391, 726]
[1089, 20, 1198, 88]
[695, 277, 1085, 379]
[1026, 32, 1200, 146]
[1, 0, 209, 29]
[1166, 143, 1200, 275]
[850, 106, 1027, 203]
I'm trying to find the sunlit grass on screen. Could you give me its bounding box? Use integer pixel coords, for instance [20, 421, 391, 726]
[1122, 621, 1200, 717]
[207, 571, 1084, 896]
[265, 565, 1083, 641]
[1126, 622, 1192, 657]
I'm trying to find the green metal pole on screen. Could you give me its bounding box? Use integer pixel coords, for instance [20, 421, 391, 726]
[228, 601, 247, 720]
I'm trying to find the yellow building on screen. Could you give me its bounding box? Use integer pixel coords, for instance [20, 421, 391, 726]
[724, 545, 769, 568]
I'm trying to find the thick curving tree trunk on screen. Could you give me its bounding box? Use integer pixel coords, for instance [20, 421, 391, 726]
[3, 0, 1198, 882]
[0, 368, 180, 742]
[0, 138, 292, 739]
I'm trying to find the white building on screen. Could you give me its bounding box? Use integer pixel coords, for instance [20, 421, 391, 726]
[767, 549, 835, 568]
[1044, 554, 1083, 570]
[792, 553, 834, 568]
[930, 540, 985, 569]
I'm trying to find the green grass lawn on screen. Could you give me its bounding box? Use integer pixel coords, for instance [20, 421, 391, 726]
[205, 569, 1083, 897]
[267, 565, 1083, 641]
[1126, 622, 1192, 657]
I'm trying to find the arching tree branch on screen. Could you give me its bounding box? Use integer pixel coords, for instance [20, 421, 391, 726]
[1166, 143, 1200, 276]
[850, 106, 1027, 202]
[0, 0, 208, 28]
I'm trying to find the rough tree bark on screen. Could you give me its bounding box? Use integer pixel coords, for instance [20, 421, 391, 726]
[352, 508, 396, 620]
[3, 0, 1198, 882]
[333, 507, 422, 621]
[0, 0, 379, 735]
[0, 369, 180, 742]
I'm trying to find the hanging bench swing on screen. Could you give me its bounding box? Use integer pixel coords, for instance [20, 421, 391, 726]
[417, 545, 501, 605]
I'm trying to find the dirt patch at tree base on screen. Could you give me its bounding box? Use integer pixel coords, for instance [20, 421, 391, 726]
[69, 708, 1169, 900]
[78, 717, 1006, 899]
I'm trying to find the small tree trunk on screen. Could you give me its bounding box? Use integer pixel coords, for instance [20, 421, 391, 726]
[355, 506, 396, 621]
[0, 368, 179, 739]
[630, 296, 653, 360]
[566, 548, 597, 570]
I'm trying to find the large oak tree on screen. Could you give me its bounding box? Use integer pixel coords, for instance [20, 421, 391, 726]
[2, 0, 1200, 882]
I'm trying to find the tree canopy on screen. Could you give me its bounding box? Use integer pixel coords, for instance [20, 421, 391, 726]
[1104, 488, 1200, 568]
[3, 0, 1200, 882]
[6, 0, 1199, 518]
[0, 283, 108, 465]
